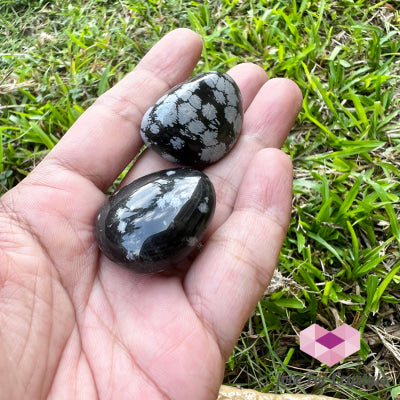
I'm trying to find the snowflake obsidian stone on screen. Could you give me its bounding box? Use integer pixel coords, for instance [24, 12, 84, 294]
[95, 168, 216, 273]
[140, 71, 243, 168]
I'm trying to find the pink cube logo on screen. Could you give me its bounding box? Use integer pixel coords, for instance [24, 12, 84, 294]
[300, 324, 360, 367]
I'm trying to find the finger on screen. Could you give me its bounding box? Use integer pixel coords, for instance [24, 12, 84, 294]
[42, 28, 203, 191]
[122, 62, 269, 182]
[121, 76, 301, 244]
[205, 78, 302, 233]
[183, 148, 293, 359]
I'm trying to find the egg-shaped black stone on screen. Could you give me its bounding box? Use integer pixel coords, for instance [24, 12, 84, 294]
[140, 71, 243, 168]
[95, 168, 215, 273]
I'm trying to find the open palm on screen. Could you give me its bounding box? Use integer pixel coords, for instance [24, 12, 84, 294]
[0, 29, 302, 400]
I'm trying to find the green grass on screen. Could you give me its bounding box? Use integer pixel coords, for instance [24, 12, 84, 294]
[1, 0, 400, 398]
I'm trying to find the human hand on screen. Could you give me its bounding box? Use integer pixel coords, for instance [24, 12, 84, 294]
[0, 29, 302, 399]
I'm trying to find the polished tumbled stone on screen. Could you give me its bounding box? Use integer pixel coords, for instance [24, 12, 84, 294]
[95, 168, 215, 273]
[140, 71, 243, 168]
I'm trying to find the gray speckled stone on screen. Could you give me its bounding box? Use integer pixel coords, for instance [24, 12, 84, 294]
[95, 168, 215, 273]
[140, 71, 243, 168]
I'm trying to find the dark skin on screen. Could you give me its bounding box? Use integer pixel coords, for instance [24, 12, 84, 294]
[0, 29, 302, 399]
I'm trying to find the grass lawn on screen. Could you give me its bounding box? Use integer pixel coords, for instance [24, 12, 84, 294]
[1, 0, 400, 398]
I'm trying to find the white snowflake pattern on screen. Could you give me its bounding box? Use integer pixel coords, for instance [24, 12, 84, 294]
[200, 143, 226, 163]
[178, 102, 197, 125]
[202, 103, 217, 120]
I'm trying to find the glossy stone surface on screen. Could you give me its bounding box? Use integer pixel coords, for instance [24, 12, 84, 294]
[95, 168, 215, 273]
[140, 71, 243, 168]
